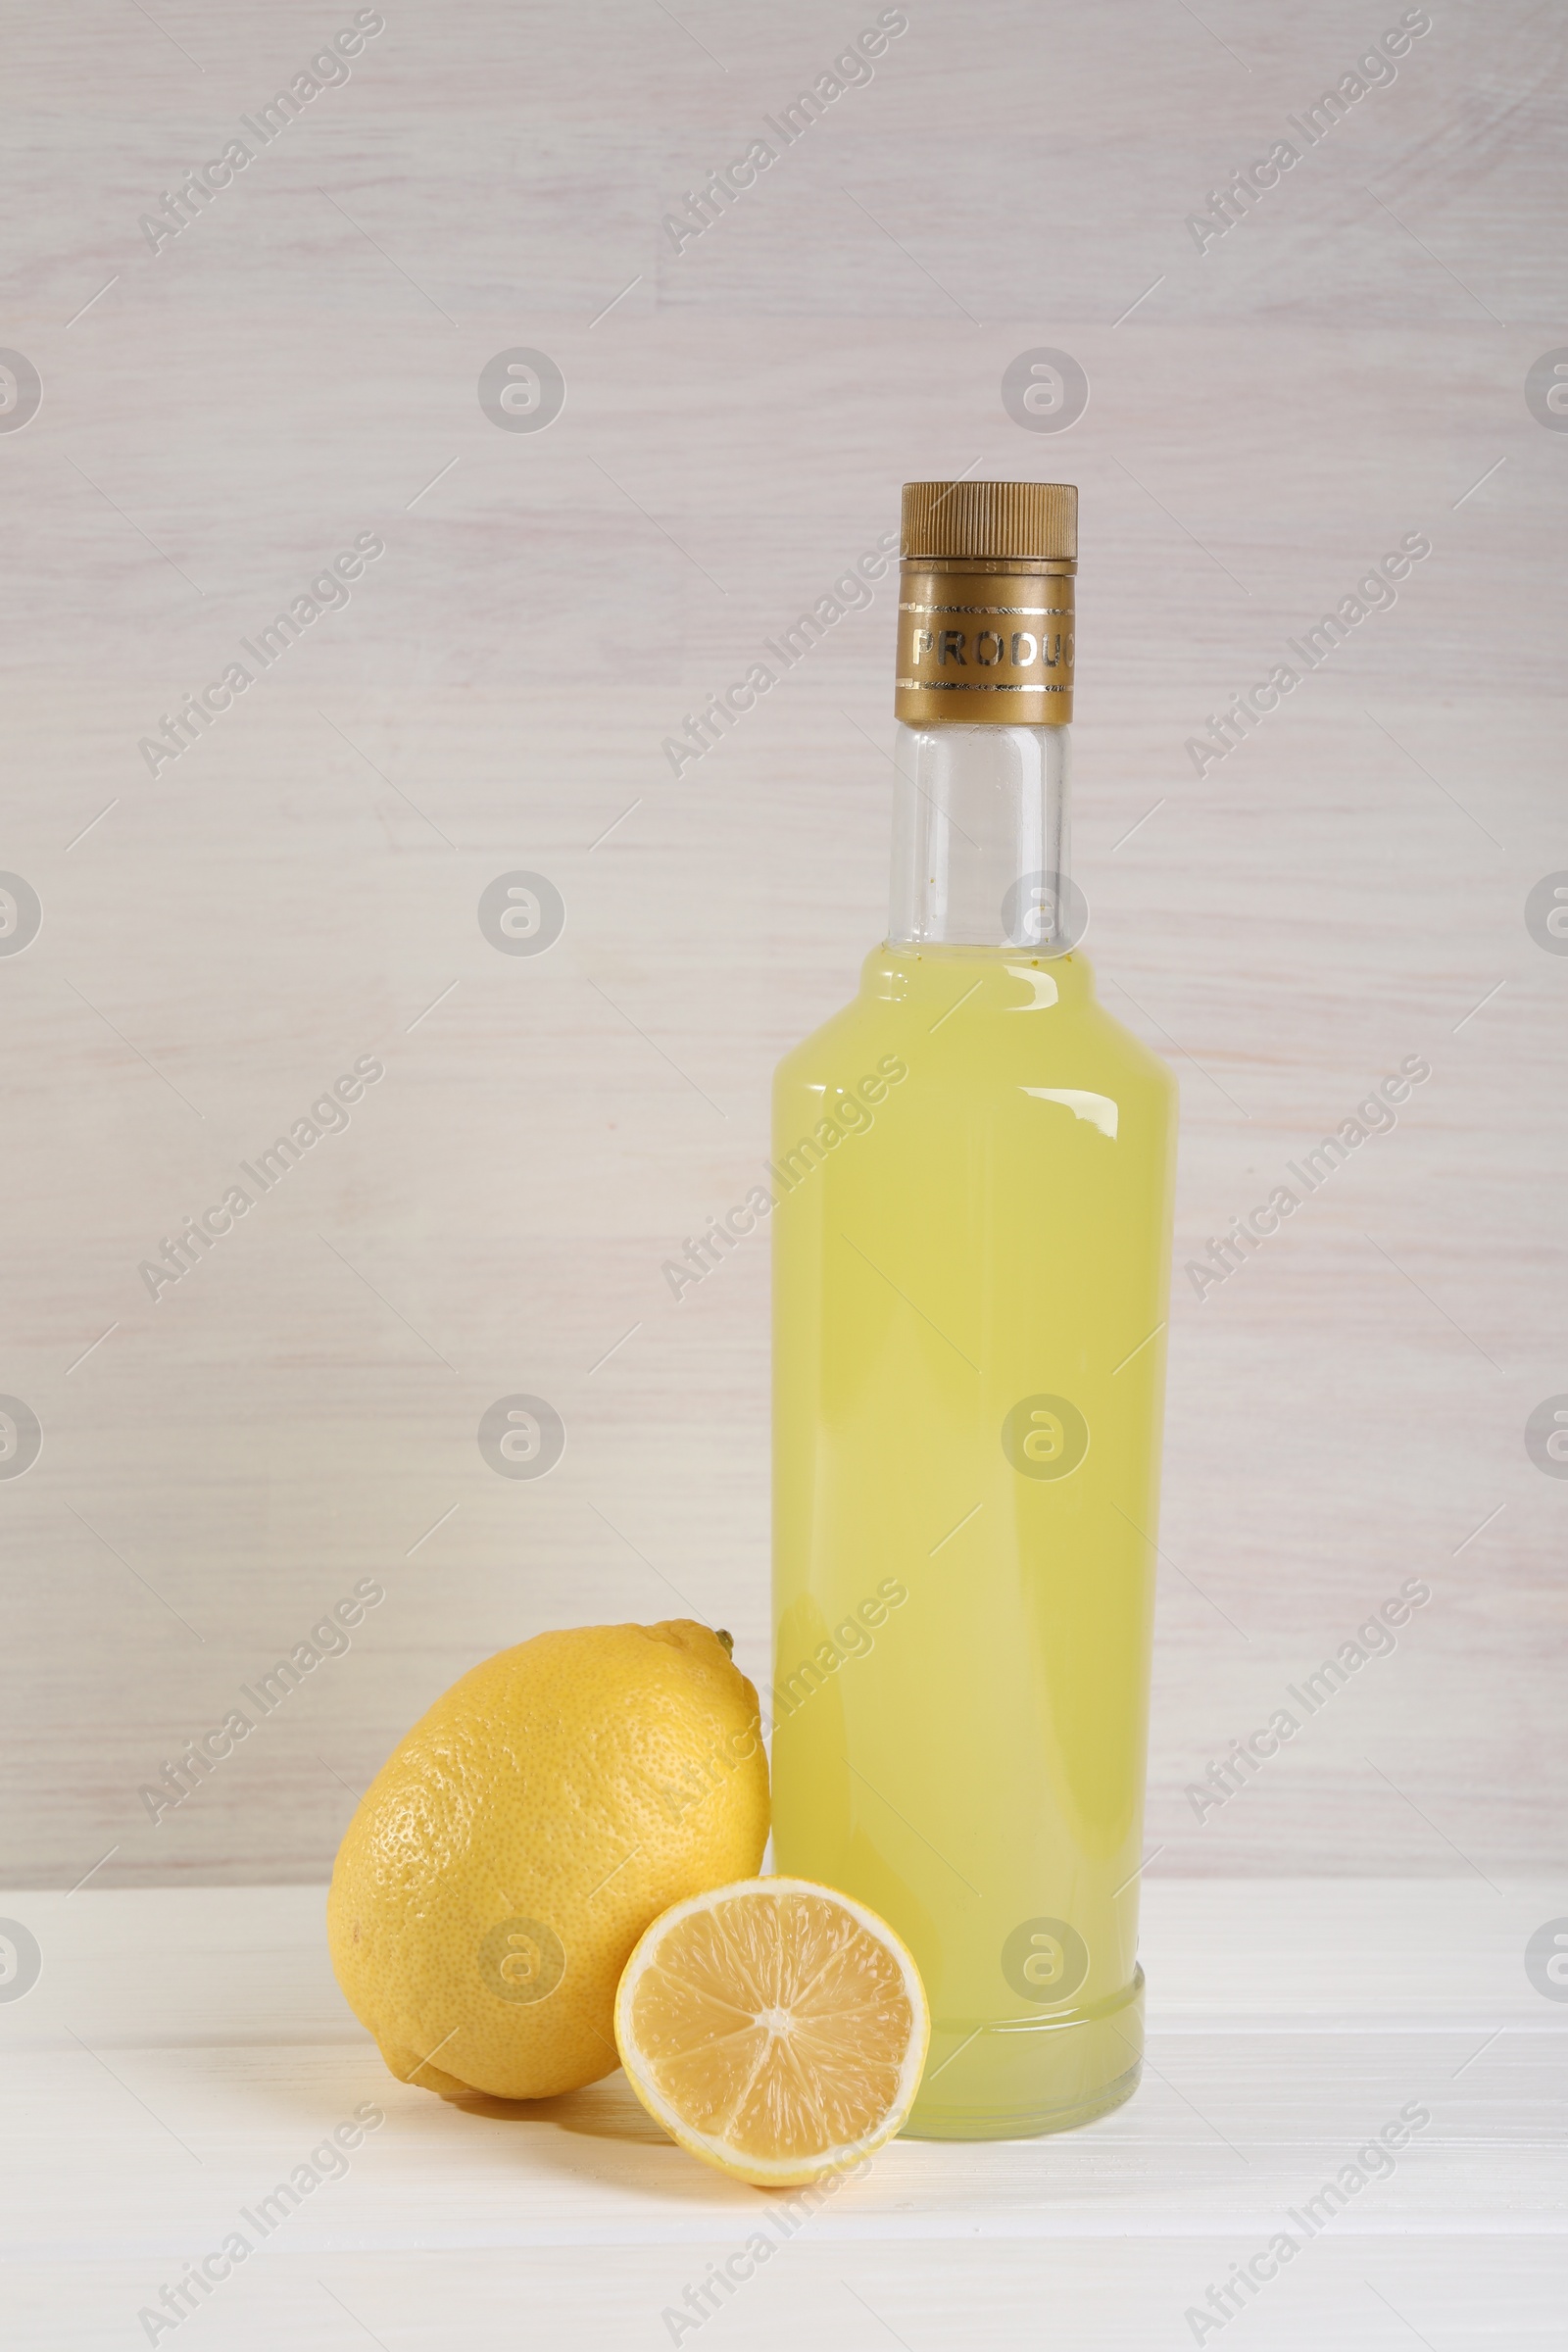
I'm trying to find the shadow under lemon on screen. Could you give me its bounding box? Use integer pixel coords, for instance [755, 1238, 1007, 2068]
[443, 2074, 674, 2146]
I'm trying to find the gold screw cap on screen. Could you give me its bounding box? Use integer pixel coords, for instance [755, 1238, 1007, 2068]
[895, 481, 1077, 725]
[901, 480, 1077, 564]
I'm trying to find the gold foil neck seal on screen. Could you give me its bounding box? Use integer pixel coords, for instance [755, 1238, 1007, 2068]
[896, 482, 1076, 725]
[895, 572, 1075, 726]
[901, 479, 1077, 564]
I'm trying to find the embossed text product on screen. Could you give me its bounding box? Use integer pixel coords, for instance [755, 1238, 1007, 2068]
[770, 481, 1177, 2137]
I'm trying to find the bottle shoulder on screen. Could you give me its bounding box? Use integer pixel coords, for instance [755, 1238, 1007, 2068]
[773, 989, 875, 1092]
[775, 945, 1175, 1106]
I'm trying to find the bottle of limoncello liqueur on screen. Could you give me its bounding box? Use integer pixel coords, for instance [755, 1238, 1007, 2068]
[771, 481, 1177, 2138]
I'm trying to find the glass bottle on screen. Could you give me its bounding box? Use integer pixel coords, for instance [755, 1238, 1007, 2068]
[770, 481, 1177, 2137]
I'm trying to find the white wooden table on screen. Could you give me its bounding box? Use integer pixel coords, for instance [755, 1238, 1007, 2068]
[6, 1879, 1563, 2347]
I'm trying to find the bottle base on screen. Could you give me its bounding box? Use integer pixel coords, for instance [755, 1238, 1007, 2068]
[902, 1968, 1145, 2141]
[902, 2055, 1142, 2141]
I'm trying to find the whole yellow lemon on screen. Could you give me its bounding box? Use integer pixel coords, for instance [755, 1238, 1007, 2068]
[327, 1620, 768, 2099]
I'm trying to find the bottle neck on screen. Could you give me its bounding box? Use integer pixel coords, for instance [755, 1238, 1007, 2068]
[887, 721, 1075, 953]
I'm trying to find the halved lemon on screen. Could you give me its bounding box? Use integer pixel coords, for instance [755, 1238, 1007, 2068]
[613, 1876, 929, 2186]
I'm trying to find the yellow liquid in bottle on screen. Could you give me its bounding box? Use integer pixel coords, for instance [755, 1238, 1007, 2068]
[771, 941, 1177, 2137]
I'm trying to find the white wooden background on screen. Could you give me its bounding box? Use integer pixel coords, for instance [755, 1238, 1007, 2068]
[1, 0, 1563, 1909]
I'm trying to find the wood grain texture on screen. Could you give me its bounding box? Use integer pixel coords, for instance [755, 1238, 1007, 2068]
[0, 0, 1564, 1889]
[2, 1881, 1563, 2345]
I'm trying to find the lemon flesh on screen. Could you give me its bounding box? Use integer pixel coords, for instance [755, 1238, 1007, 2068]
[614, 1877, 929, 2185]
